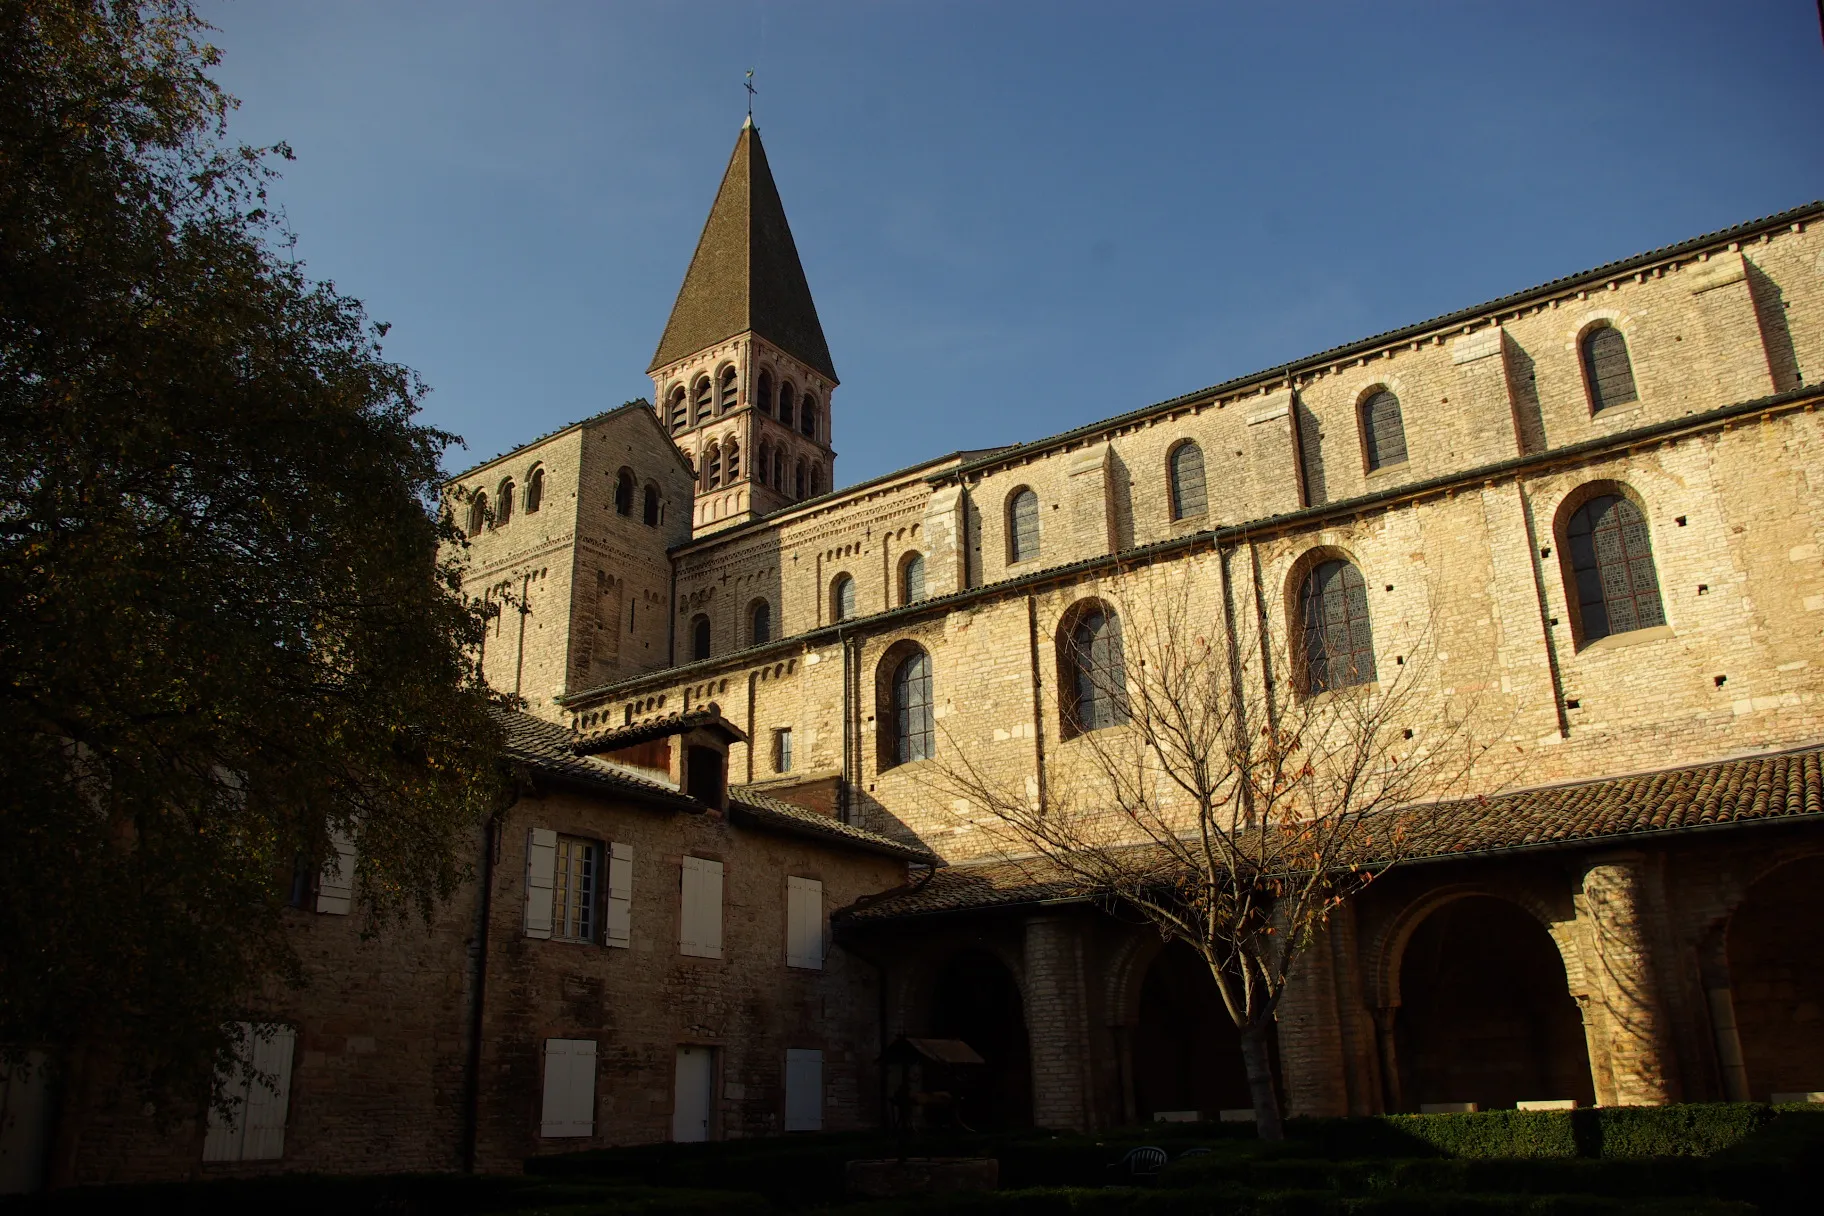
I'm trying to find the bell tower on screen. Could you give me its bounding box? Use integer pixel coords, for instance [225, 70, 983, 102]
[649, 117, 839, 536]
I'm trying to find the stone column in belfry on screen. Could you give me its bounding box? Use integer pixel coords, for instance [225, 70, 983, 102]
[1580, 855, 1676, 1105]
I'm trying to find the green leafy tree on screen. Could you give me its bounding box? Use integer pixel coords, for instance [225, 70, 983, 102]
[0, 0, 505, 1141]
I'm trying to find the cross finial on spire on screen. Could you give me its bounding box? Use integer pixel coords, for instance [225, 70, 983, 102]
[744, 70, 757, 120]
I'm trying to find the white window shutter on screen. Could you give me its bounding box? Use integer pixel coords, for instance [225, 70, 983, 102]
[679, 857, 703, 956]
[784, 1048, 823, 1132]
[241, 1025, 296, 1161]
[315, 828, 356, 915]
[702, 859, 723, 959]
[202, 1021, 253, 1162]
[786, 878, 823, 970]
[541, 1038, 596, 1138]
[525, 828, 556, 939]
[606, 843, 633, 948]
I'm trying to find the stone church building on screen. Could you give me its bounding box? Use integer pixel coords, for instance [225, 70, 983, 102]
[19, 122, 1824, 1187]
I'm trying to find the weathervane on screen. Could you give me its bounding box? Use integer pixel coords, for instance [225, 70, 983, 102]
[744, 70, 757, 118]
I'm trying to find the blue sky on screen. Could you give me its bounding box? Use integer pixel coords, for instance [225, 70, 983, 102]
[199, 1, 1823, 484]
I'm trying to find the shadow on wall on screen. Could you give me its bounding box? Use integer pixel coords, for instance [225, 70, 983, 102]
[1727, 854, 1824, 1102]
[928, 949, 1033, 1130]
[1745, 260, 1804, 393]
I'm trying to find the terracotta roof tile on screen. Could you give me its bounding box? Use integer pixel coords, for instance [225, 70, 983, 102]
[728, 788, 939, 863]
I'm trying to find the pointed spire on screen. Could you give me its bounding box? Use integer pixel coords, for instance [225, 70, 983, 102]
[649, 123, 837, 383]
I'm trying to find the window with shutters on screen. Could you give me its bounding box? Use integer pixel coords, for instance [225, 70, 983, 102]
[690, 614, 711, 662]
[1059, 601, 1127, 736]
[605, 843, 632, 948]
[809, 464, 825, 496]
[784, 1049, 823, 1132]
[1297, 558, 1377, 694]
[1007, 488, 1040, 564]
[794, 459, 807, 499]
[679, 856, 724, 959]
[750, 599, 772, 645]
[718, 365, 738, 412]
[614, 468, 635, 516]
[314, 827, 357, 916]
[757, 371, 774, 416]
[900, 552, 927, 605]
[726, 439, 741, 482]
[831, 574, 856, 623]
[496, 480, 514, 527]
[539, 1038, 597, 1138]
[786, 877, 823, 969]
[692, 375, 713, 424]
[775, 727, 793, 774]
[525, 465, 544, 514]
[668, 385, 689, 433]
[552, 835, 599, 943]
[1168, 441, 1207, 520]
[704, 441, 721, 489]
[203, 1023, 296, 1162]
[779, 382, 796, 428]
[1581, 325, 1639, 414]
[1562, 491, 1665, 646]
[467, 491, 488, 537]
[800, 395, 818, 439]
[1360, 389, 1408, 472]
[773, 450, 786, 493]
[643, 484, 661, 527]
[880, 645, 935, 768]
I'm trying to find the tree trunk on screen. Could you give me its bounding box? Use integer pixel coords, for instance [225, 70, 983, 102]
[1240, 1022, 1284, 1140]
[44, 1042, 92, 1189]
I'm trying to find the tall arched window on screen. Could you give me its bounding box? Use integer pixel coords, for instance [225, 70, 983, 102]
[1360, 389, 1408, 472]
[718, 365, 738, 412]
[1060, 602, 1126, 735]
[1168, 441, 1207, 520]
[725, 439, 740, 482]
[757, 371, 774, 417]
[809, 464, 825, 496]
[692, 376, 713, 424]
[614, 468, 635, 516]
[1007, 488, 1040, 563]
[705, 442, 722, 489]
[1581, 325, 1638, 414]
[1298, 559, 1376, 693]
[690, 615, 711, 662]
[773, 449, 786, 492]
[831, 573, 856, 622]
[525, 465, 544, 514]
[750, 600, 772, 645]
[778, 383, 796, 428]
[668, 385, 688, 433]
[1564, 493, 1664, 644]
[756, 442, 771, 488]
[901, 552, 927, 605]
[888, 648, 935, 766]
[801, 394, 818, 439]
[642, 484, 661, 527]
[467, 491, 488, 537]
[496, 480, 515, 527]
[794, 460, 807, 500]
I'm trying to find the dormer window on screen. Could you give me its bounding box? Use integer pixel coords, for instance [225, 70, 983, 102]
[685, 745, 726, 810]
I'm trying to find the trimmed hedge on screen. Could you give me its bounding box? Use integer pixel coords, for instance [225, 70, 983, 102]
[821, 1186, 1757, 1215]
[1283, 1104, 1778, 1161]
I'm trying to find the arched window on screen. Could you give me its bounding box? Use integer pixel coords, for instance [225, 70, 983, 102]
[692, 376, 713, 424]
[1168, 441, 1207, 520]
[705, 442, 722, 490]
[496, 480, 515, 527]
[1007, 488, 1040, 563]
[779, 383, 796, 428]
[718, 365, 738, 412]
[756, 442, 771, 488]
[690, 614, 711, 662]
[725, 439, 740, 482]
[1581, 325, 1638, 414]
[642, 484, 661, 527]
[773, 449, 786, 492]
[831, 573, 856, 622]
[614, 468, 635, 516]
[750, 600, 772, 645]
[1060, 602, 1126, 735]
[525, 465, 544, 514]
[900, 552, 927, 605]
[1360, 389, 1408, 472]
[801, 394, 818, 439]
[794, 460, 807, 500]
[757, 371, 774, 417]
[888, 648, 935, 766]
[1298, 559, 1376, 694]
[1565, 493, 1664, 644]
[467, 491, 488, 537]
[668, 385, 688, 433]
[809, 464, 825, 496]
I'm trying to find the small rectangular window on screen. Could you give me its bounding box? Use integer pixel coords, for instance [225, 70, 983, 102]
[775, 728, 793, 774]
[784, 1048, 823, 1132]
[203, 1023, 296, 1162]
[553, 835, 599, 943]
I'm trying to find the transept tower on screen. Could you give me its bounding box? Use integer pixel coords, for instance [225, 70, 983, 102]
[649, 118, 838, 536]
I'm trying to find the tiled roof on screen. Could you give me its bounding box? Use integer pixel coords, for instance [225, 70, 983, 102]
[496, 709, 700, 811]
[728, 788, 940, 863]
[848, 745, 1824, 922]
[649, 121, 836, 381]
[574, 709, 747, 754]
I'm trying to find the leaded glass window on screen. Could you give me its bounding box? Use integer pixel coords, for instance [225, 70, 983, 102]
[1299, 560, 1376, 693]
[892, 650, 934, 765]
[1361, 390, 1408, 471]
[1581, 326, 1638, 413]
[1170, 442, 1207, 520]
[1566, 494, 1663, 643]
[751, 601, 772, 645]
[832, 574, 856, 622]
[1008, 489, 1040, 563]
[902, 553, 927, 605]
[1066, 607, 1127, 733]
